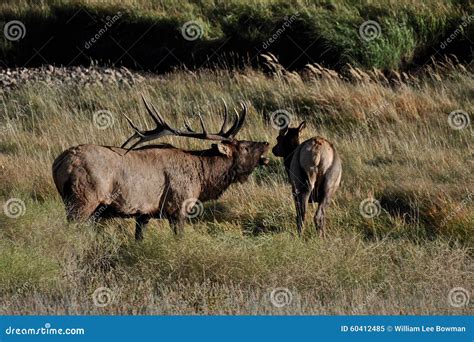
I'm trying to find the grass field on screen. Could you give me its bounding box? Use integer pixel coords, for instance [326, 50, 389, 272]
[0, 60, 472, 314]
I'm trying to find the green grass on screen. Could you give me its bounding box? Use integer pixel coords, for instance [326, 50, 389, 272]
[0, 63, 473, 314]
[0, 0, 472, 70]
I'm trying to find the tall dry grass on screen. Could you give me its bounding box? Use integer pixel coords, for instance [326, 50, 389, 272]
[0, 65, 472, 314]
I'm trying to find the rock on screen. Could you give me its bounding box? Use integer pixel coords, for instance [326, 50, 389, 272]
[0, 65, 146, 91]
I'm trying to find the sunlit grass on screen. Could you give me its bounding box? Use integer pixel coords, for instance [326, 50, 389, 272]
[0, 65, 472, 314]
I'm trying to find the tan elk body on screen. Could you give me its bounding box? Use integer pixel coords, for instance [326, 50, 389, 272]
[272, 122, 341, 236]
[53, 98, 269, 239]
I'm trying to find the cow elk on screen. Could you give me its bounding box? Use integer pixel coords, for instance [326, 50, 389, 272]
[52, 97, 269, 240]
[272, 121, 341, 237]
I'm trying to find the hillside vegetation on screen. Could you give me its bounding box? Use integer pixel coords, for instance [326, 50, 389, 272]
[0, 0, 472, 71]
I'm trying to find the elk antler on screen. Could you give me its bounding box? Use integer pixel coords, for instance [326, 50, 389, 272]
[121, 95, 247, 151]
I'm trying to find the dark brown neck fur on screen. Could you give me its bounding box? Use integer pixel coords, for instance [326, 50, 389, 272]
[197, 155, 237, 201]
[281, 141, 299, 177]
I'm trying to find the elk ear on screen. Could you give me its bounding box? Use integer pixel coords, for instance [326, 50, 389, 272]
[216, 142, 233, 157]
[279, 126, 289, 136]
[297, 121, 306, 132]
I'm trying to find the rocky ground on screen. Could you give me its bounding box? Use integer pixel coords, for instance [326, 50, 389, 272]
[1, 54, 470, 93]
[0, 65, 147, 91]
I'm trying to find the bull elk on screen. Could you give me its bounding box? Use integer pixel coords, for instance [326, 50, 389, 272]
[272, 121, 341, 237]
[52, 97, 269, 239]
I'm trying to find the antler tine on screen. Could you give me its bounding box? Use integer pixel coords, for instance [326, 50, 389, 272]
[122, 97, 247, 151]
[121, 96, 180, 151]
[197, 112, 207, 136]
[123, 137, 145, 154]
[236, 102, 247, 132]
[184, 119, 195, 132]
[223, 102, 247, 138]
[152, 103, 170, 128]
[122, 113, 145, 137]
[217, 98, 228, 135]
[141, 95, 169, 129]
[121, 113, 145, 150]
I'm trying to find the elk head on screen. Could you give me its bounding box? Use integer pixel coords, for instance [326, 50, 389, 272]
[272, 121, 306, 158]
[213, 140, 269, 182]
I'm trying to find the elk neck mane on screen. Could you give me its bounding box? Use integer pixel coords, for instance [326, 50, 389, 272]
[191, 148, 239, 201]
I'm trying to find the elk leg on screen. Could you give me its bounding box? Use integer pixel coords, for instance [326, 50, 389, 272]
[290, 166, 313, 236]
[135, 216, 150, 241]
[314, 162, 342, 237]
[314, 180, 333, 238]
[294, 190, 310, 236]
[169, 216, 185, 237]
[314, 203, 327, 237]
[316, 192, 336, 238]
